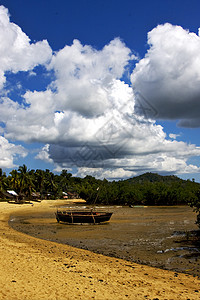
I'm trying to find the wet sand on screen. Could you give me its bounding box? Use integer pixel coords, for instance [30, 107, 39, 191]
[10, 205, 200, 277]
[1, 200, 200, 300]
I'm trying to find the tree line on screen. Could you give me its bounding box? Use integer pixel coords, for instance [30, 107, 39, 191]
[0, 166, 200, 227]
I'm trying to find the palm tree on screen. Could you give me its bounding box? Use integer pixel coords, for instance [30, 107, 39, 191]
[59, 169, 72, 191]
[44, 169, 59, 199]
[34, 169, 46, 199]
[9, 169, 20, 193]
[18, 164, 34, 198]
[0, 168, 7, 192]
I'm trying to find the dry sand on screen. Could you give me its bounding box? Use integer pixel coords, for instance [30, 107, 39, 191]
[0, 200, 199, 300]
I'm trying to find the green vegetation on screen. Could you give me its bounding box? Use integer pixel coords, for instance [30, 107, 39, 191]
[0, 166, 200, 227]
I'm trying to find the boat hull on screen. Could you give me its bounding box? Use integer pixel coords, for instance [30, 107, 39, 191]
[55, 211, 112, 224]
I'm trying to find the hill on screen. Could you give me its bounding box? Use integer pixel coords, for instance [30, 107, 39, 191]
[125, 172, 186, 184]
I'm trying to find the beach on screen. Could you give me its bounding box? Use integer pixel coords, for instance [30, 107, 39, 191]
[0, 200, 199, 300]
[10, 205, 200, 277]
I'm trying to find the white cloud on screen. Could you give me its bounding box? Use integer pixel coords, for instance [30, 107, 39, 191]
[3, 90, 58, 143]
[0, 9, 200, 179]
[0, 5, 52, 89]
[74, 152, 200, 180]
[131, 23, 200, 127]
[35, 144, 53, 163]
[0, 136, 27, 168]
[49, 38, 134, 118]
[36, 102, 200, 180]
[76, 167, 136, 180]
[2, 40, 135, 143]
[169, 133, 181, 139]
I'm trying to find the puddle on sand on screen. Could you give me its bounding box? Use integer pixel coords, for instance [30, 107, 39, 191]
[9, 205, 200, 277]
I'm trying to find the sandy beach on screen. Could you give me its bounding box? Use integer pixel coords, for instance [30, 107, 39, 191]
[0, 200, 199, 300]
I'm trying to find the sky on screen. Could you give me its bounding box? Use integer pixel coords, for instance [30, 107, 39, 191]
[1, 0, 200, 181]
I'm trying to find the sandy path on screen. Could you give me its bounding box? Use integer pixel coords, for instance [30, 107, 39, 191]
[0, 200, 199, 300]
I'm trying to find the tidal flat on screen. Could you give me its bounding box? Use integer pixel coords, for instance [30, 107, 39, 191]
[10, 205, 200, 277]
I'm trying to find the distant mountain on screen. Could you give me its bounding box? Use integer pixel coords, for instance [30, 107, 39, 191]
[125, 172, 193, 184]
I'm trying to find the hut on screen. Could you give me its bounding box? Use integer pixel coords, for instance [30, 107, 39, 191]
[66, 191, 80, 199]
[0, 191, 14, 201]
[31, 192, 41, 201]
[0, 190, 19, 202]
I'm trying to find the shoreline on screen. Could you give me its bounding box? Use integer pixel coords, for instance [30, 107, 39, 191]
[0, 200, 199, 299]
[10, 204, 200, 277]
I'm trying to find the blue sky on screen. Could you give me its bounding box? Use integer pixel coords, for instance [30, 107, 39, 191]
[1, 0, 200, 181]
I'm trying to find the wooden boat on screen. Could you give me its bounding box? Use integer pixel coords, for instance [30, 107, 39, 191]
[55, 210, 113, 224]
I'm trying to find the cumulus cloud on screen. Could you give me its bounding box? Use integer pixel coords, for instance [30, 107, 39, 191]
[44, 123, 200, 180]
[0, 136, 27, 168]
[75, 153, 200, 180]
[35, 144, 53, 163]
[49, 38, 134, 118]
[169, 133, 181, 139]
[0, 7, 200, 179]
[131, 23, 200, 127]
[2, 38, 135, 143]
[34, 81, 200, 179]
[0, 5, 52, 89]
[76, 167, 136, 180]
[0, 5, 52, 168]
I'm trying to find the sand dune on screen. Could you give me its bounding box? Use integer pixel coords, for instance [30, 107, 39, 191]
[0, 200, 199, 300]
